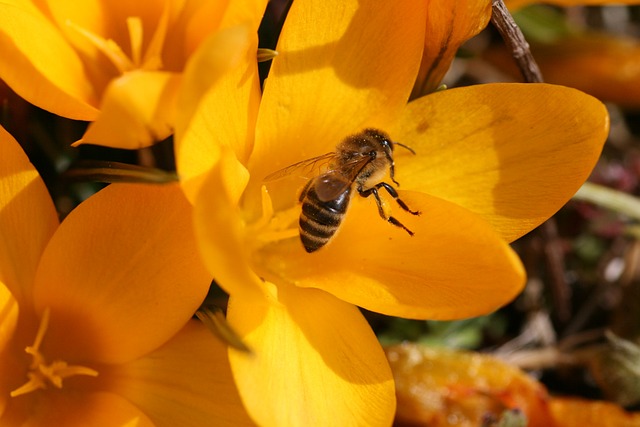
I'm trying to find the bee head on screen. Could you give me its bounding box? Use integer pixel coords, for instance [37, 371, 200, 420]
[362, 128, 398, 184]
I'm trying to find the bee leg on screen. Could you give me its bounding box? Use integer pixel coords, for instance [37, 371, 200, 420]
[358, 186, 415, 236]
[373, 182, 420, 216]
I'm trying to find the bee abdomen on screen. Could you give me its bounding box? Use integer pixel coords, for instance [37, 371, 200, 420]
[299, 187, 351, 252]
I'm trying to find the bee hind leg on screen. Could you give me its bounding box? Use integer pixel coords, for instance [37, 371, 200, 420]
[358, 184, 416, 236]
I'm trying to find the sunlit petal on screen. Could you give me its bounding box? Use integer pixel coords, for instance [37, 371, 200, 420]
[0, 281, 19, 416]
[249, 0, 428, 187]
[391, 83, 608, 242]
[261, 191, 525, 320]
[228, 286, 395, 426]
[108, 319, 255, 426]
[0, 0, 98, 120]
[32, 183, 211, 364]
[176, 25, 257, 203]
[0, 127, 58, 305]
[415, 0, 491, 96]
[75, 71, 181, 149]
[193, 150, 264, 300]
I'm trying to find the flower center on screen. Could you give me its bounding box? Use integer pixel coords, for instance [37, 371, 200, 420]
[67, 13, 166, 74]
[247, 186, 300, 252]
[10, 308, 98, 397]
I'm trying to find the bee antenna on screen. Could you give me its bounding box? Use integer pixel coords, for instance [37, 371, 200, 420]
[395, 142, 416, 155]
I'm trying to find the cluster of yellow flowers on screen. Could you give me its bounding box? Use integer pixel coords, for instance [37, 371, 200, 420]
[0, 0, 609, 426]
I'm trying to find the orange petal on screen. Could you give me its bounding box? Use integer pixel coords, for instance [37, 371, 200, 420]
[415, 0, 492, 96]
[175, 25, 258, 203]
[0, 1, 99, 120]
[391, 83, 608, 242]
[5, 391, 155, 427]
[227, 286, 395, 427]
[193, 150, 264, 301]
[32, 183, 211, 364]
[507, 0, 640, 9]
[0, 281, 19, 416]
[108, 319, 254, 426]
[261, 191, 525, 320]
[533, 34, 640, 109]
[75, 70, 181, 149]
[249, 0, 428, 188]
[0, 126, 58, 305]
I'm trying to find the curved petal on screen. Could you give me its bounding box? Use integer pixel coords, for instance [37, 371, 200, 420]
[4, 391, 155, 427]
[0, 126, 58, 305]
[32, 183, 211, 364]
[534, 35, 640, 109]
[507, 0, 640, 9]
[260, 191, 525, 320]
[390, 83, 608, 242]
[0, 281, 18, 353]
[193, 149, 264, 301]
[0, 281, 19, 417]
[414, 0, 491, 96]
[75, 70, 180, 149]
[227, 286, 395, 427]
[107, 319, 254, 427]
[164, 0, 230, 68]
[0, 1, 99, 120]
[175, 25, 258, 203]
[249, 0, 428, 187]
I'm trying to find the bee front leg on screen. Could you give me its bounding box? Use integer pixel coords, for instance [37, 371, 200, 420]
[358, 185, 415, 236]
[371, 182, 420, 215]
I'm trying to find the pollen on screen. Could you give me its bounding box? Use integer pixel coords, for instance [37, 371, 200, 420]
[10, 308, 98, 398]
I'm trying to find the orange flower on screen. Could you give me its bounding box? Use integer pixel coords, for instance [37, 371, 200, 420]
[0, 0, 267, 149]
[0, 127, 252, 426]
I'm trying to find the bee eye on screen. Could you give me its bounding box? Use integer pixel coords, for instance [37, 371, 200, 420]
[369, 150, 377, 157]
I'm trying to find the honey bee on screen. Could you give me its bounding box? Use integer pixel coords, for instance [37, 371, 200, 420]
[265, 128, 420, 253]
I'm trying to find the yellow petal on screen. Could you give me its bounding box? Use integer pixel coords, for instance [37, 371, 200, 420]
[248, 0, 428, 187]
[220, 0, 269, 28]
[175, 25, 257, 203]
[32, 183, 211, 364]
[227, 286, 395, 427]
[164, 0, 231, 67]
[0, 0, 99, 120]
[261, 191, 525, 320]
[108, 319, 255, 427]
[414, 0, 491, 96]
[391, 83, 608, 242]
[0, 126, 58, 305]
[75, 70, 180, 149]
[5, 391, 155, 427]
[193, 149, 264, 301]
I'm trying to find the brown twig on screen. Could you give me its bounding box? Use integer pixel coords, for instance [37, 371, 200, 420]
[490, 0, 543, 83]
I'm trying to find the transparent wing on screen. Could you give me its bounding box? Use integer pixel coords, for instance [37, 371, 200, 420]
[314, 155, 373, 202]
[263, 152, 337, 182]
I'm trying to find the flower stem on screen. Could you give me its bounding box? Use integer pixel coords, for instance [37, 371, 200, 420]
[574, 182, 640, 221]
[490, 0, 543, 83]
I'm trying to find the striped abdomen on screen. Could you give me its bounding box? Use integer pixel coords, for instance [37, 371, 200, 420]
[299, 183, 352, 252]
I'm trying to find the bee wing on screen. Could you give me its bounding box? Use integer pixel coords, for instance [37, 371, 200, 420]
[314, 155, 373, 202]
[263, 152, 337, 182]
